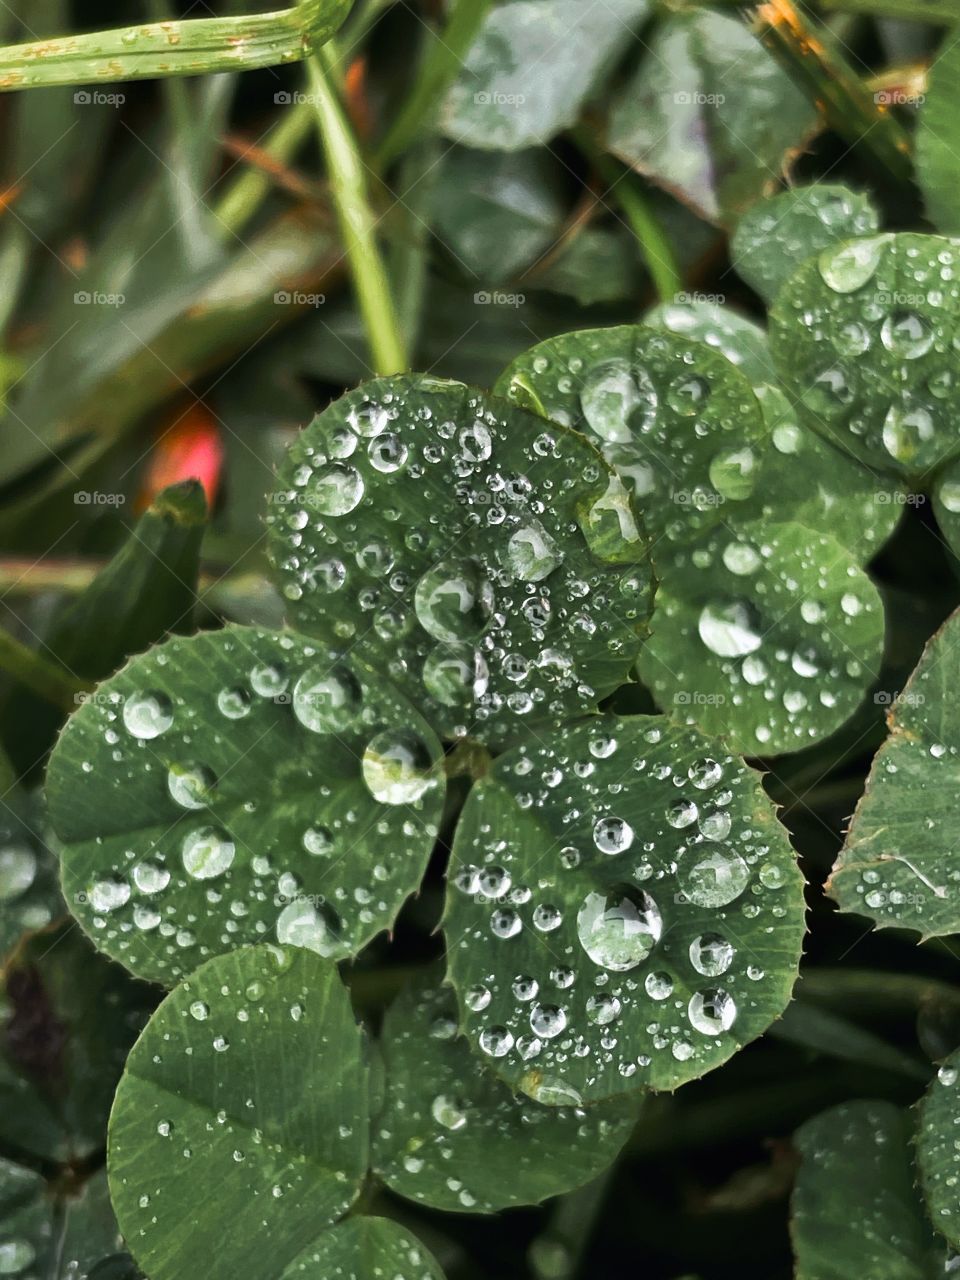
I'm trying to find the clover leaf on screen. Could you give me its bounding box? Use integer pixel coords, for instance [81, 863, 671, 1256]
[917, 1052, 960, 1251]
[372, 975, 637, 1211]
[108, 946, 373, 1280]
[46, 626, 445, 985]
[769, 233, 960, 483]
[267, 374, 653, 744]
[442, 715, 804, 1102]
[829, 606, 960, 938]
[792, 1100, 947, 1279]
[732, 184, 880, 306]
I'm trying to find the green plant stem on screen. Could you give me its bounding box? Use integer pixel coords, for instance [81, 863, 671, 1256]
[0, 626, 86, 711]
[304, 43, 407, 374]
[800, 967, 960, 1016]
[375, 0, 492, 169]
[751, 0, 914, 187]
[0, 0, 351, 91]
[574, 130, 682, 303]
[214, 102, 315, 236]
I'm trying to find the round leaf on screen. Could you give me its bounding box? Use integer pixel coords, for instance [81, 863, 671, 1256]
[750, 383, 900, 565]
[645, 299, 778, 386]
[372, 977, 637, 1211]
[494, 326, 768, 546]
[638, 520, 884, 755]
[732, 185, 879, 306]
[769, 232, 960, 483]
[109, 946, 369, 1280]
[917, 37, 960, 235]
[267, 374, 652, 743]
[918, 1052, 960, 1251]
[793, 1101, 946, 1279]
[829, 606, 960, 937]
[443, 715, 804, 1102]
[47, 625, 445, 984]
[277, 1218, 445, 1280]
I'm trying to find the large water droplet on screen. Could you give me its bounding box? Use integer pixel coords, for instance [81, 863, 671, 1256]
[579, 359, 657, 442]
[308, 461, 364, 515]
[688, 988, 737, 1035]
[362, 729, 435, 804]
[882, 402, 934, 463]
[423, 643, 488, 707]
[880, 311, 934, 359]
[182, 826, 236, 880]
[90, 878, 131, 912]
[414, 558, 494, 643]
[122, 690, 173, 739]
[709, 447, 756, 501]
[292, 664, 363, 733]
[276, 898, 341, 956]
[689, 932, 735, 976]
[505, 522, 562, 582]
[817, 235, 889, 292]
[593, 816, 635, 854]
[576, 885, 662, 971]
[167, 763, 216, 809]
[698, 600, 762, 657]
[678, 847, 750, 907]
[132, 860, 170, 894]
[431, 1093, 467, 1130]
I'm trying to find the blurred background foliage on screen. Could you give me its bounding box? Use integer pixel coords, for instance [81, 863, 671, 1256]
[2, 0, 960, 1276]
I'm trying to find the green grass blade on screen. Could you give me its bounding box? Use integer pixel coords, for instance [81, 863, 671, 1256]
[305, 44, 408, 375]
[0, 0, 351, 91]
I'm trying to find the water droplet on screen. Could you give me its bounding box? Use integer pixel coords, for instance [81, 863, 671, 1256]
[579, 359, 657, 442]
[666, 799, 698, 830]
[722, 542, 760, 575]
[593, 816, 634, 854]
[292, 664, 363, 733]
[431, 1093, 467, 1130]
[709, 448, 756, 501]
[530, 1004, 567, 1038]
[90, 878, 130, 912]
[182, 826, 236, 880]
[122, 690, 173, 739]
[698, 600, 762, 657]
[361, 729, 436, 804]
[689, 758, 723, 790]
[368, 433, 408, 473]
[479, 1025, 514, 1057]
[505, 521, 563, 582]
[276, 899, 341, 956]
[689, 932, 735, 977]
[586, 993, 621, 1025]
[666, 374, 710, 417]
[168, 763, 217, 810]
[217, 686, 251, 719]
[132, 861, 170, 894]
[688, 988, 737, 1035]
[189, 1000, 209, 1021]
[645, 971, 673, 1000]
[880, 311, 934, 359]
[818, 235, 888, 292]
[678, 846, 750, 907]
[308, 461, 364, 515]
[576, 885, 662, 971]
[422, 643, 488, 707]
[414, 558, 494, 643]
[303, 826, 334, 856]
